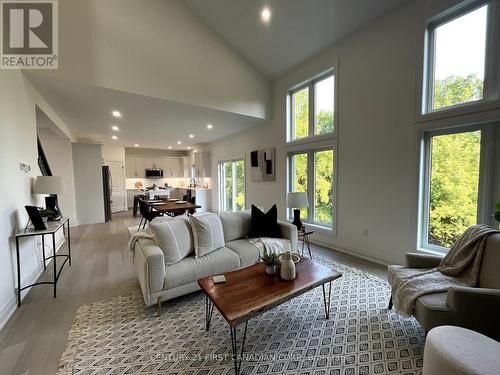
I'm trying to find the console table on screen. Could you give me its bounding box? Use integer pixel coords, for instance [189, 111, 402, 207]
[15, 217, 72, 307]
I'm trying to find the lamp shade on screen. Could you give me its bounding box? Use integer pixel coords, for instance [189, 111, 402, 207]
[34, 176, 64, 195]
[286, 192, 309, 209]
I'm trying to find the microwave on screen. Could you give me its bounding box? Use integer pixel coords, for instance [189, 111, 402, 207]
[145, 168, 164, 178]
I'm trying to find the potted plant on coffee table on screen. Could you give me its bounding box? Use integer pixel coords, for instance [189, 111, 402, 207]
[261, 253, 279, 275]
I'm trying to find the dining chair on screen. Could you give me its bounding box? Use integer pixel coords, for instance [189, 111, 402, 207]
[138, 199, 162, 230]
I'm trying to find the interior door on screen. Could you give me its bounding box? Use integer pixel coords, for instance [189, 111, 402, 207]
[108, 161, 126, 213]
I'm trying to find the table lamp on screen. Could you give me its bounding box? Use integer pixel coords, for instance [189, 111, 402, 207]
[34, 176, 64, 219]
[287, 192, 309, 230]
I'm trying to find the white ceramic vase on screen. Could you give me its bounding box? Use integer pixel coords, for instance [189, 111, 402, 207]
[280, 251, 296, 280]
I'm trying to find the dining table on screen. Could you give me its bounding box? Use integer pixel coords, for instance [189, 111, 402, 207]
[144, 199, 201, 215]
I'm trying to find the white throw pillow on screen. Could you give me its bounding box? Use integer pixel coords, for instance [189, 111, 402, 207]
[219, 211, 251, 242]
[189, 213, 225, 258]
[149, 217, 193, 265]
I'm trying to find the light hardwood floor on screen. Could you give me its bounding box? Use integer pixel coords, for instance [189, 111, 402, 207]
[0, 211, 386, 375]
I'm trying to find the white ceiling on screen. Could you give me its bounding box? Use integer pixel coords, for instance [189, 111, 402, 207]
[27, 74, 265, 150]
[186, 0, 411, 78]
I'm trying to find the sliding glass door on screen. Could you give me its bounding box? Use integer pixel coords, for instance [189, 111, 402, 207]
[218, 159, 245, 212]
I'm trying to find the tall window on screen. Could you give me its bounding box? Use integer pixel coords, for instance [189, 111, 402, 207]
[419, 125, 499, 251]
[287, 69, 337, 230]
[289, 73, 335, 141]
[426, 4, 490, 112]
[218, 159, 245, 212]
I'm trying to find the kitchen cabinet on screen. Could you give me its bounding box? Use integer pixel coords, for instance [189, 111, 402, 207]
[183, 157, 191, 178]
[193, 151, 211, 178]
[125, 156, 136, 178]
[125, 155, 186, 178]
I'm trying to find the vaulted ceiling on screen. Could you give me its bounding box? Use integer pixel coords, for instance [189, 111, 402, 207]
[186, 0, 412, 78]
[28, 0, 411, 149]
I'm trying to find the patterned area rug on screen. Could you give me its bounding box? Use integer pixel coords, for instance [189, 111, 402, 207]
[57, 255, 425, 374]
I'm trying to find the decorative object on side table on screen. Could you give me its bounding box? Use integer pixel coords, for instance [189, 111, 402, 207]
[24, 205, 47, 230]
[287, 192, 309, 230]
[38, 207, 57, 224]
[261, 252, 279, 275]
[34, 175, 64, 220]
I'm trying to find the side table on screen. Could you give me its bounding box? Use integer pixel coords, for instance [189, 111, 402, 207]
[15, 217, 72, 307]
[298, 229, 314, 259]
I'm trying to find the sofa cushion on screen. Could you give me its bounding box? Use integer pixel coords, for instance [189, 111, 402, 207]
[164, 247, 240, 290]
[149, 217, 193, 265]
[414, 292, 452, 331]
[478, 233, 500, 289]
[219, 211, 251, 242]
[249, 204, 281, 238]
[226, 239, 261, 267]
[190, 213, 225, 258]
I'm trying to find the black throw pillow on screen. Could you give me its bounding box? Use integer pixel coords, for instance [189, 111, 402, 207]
[249, 204, 281, 238]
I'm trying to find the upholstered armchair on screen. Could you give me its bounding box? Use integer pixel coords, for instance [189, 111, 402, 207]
[387, 233, 500, 341]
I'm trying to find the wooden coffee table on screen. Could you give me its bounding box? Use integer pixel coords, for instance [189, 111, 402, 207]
[198, 258, 342, 374]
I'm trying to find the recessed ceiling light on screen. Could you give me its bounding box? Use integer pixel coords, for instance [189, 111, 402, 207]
[207, 124, 213, 129]
[261, 6, 271, 23]
[112, 135, 118, 140]
[111, 110, 122, 118]
[112, 125, 120, 131]
[168, 146, 172, 149]
[177, 141, 182, 144]
[189, 134, 194, 138]
[187, 147, 191, 150]
[134, 144, 140, 147]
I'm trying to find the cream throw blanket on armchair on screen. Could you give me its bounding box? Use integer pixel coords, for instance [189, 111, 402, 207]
[388, 225, 499, 316]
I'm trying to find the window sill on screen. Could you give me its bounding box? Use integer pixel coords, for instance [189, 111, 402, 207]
[416, 98, 500, 125]
[286, 219, 336, 236]
[416, 246, 447, 256]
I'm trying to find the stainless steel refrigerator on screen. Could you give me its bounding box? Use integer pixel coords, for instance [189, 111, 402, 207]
[102, 165, 112, 222]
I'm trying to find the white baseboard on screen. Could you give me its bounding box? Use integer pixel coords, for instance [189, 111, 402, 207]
[0, 236, 66, 330]
[309, 238, 390, 267]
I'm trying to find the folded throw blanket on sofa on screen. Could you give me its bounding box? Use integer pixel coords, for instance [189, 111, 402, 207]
[127, 229, 154, 261]
[388, 225, 498, 316]
[247, 237, 291, 257]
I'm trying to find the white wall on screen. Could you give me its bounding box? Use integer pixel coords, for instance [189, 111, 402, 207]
[101, 144, 125, 164]
[33, 0, 270, 119]
[210, 0, 466, 266]
[0, 71, 73, 328]
[37, 127, 77, 225]
[72, 143, 105, 225]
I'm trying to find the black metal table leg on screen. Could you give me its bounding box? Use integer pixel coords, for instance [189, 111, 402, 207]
[41, 234, 46, 270]
[52, 233, 57, 298]
[229, 322, 248, 375]
[305, 234, 313, 259]
[67, 221, 72, 266]
[16, 237, 21, 307]
[322, 281, 332, 319]
[205, 295, 214, 331]
[301, 235, 305, 257]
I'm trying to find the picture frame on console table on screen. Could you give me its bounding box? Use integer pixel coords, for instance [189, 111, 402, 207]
[24, 205, 47, 231]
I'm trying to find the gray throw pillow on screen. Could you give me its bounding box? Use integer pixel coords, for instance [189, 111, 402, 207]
[219, 211, 251, 242]
[149, 217, 193, 265]
[189, 213, 225, 258]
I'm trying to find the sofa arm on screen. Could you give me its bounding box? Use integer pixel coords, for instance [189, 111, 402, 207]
[405, 252, 442, 268]
[278, 220, 298, 252]
[447, 286, 500, 340]
[137, 244, 165, 294]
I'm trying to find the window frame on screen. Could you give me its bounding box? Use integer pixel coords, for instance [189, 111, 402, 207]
[288, 69, 336, 143]
[217, 157, 246, 212]
[417, 124, 495, 253]
[423, 1, 497, 114]
[287, 142, 337, 231]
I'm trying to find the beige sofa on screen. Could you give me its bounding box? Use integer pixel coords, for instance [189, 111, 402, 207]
[133, 210, 297, 309]
[388, 233, 500, 340]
